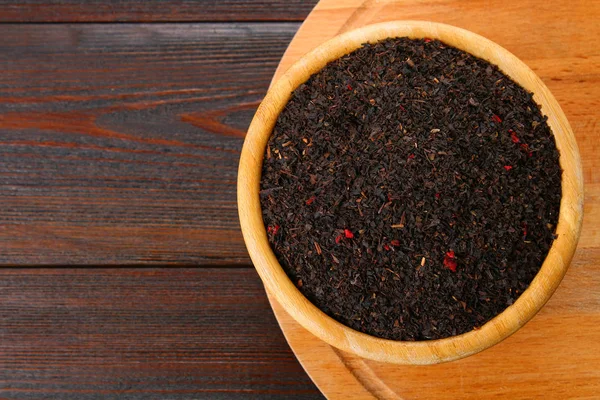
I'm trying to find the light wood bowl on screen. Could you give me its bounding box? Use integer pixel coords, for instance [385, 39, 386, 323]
[238, 21, 584, 365]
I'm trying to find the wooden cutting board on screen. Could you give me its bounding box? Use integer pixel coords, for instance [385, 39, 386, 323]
[266, 0, 600, 398]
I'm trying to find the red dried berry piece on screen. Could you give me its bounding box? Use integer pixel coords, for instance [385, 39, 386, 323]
[305, 196, 316, 205]
[424, 38, 432, 43]
[268, 225, 280, 235]
[443, 251, 457, 272]
[347, 84, 352, 90]
[522, 222, 528, 237]
[390, 239, 401, 247]
[492, 114, 502, 123]
[443, 258, 457, 272]
[435, 193, 441, 199]
[344, 229, 354, 239]
[509, 129, 520, 143]
[383, 244, 391, 251]
[399, 104, 406, 112]
[504, 165, 513, 171]
[408, 154, 416, 160]
[519, 143, 534, 157]
[335, 234, 343, 244]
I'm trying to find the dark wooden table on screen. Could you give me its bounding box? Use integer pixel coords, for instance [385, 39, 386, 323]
[0, 1, 324, 398]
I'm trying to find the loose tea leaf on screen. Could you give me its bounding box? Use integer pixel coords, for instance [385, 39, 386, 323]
[260, 38, 561, 341]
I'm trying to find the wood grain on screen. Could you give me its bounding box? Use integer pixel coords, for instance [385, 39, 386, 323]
[240, 20, 583, 365]
[0, 23, 300, 265]
[0, 0, 318, 22]
[0, 268, 323, 399]
[263, 0, 600, 396]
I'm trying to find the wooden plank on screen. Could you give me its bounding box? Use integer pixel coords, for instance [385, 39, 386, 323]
[0, 23, 300, 265]
[0, 268, 323, 399]
[0, 0, 318, 22]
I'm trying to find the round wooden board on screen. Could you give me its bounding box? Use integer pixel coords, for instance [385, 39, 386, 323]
[265, 0, 600, 398]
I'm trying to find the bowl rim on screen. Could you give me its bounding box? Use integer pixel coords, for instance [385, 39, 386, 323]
[238, 20, 584, 365]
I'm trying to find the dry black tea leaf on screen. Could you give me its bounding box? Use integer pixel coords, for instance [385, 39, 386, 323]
[260, 38, 561, 341]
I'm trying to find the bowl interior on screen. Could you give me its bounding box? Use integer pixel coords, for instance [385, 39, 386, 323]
[237, 20, 583, 364]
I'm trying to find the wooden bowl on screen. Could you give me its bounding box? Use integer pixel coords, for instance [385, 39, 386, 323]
[238, 21, 584, 365]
